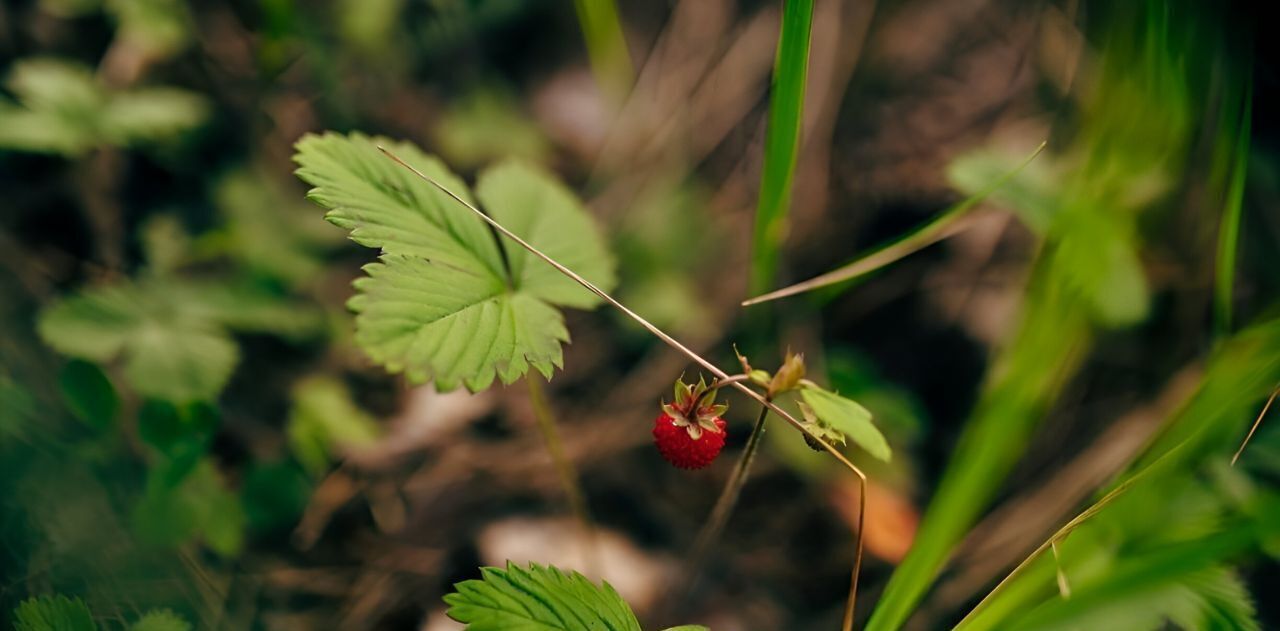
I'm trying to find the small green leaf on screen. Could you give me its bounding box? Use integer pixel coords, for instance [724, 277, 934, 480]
[287, 376, 381, 476]
[12, 595, 97, 631]
[768, 352, 806, 396]
[132, 459, 244, 556]
[138, 399, 184, 451]
[102, 88, 207, 145]
[294, 133, 616, 392]
[58, 360, 118, 431]
[444, 562, 642, 631]
[1051, 214, 1149, 327]
[434, 89, 551, 168]
[241, 461, 312, 532]
[129, 609, 191, 631]
[661, 627, 711, 631]
[138, 399, 217, 485]
[800, 388, 891, 462]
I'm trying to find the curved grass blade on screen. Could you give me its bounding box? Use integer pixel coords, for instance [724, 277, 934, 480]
[744, 141, 1046, 307]
[749, 0, 815, 295]
[1214, 79, 1251, 339]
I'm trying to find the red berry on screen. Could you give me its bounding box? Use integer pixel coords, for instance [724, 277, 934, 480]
[652, 412, 727, 470]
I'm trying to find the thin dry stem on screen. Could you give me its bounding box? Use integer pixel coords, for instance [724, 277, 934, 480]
[527, 377, 599, 575]
[1231, 384, 1278, 466]
[379, 147, 868, 630]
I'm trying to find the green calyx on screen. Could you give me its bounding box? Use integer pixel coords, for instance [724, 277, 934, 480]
[663, 376, 728, 439]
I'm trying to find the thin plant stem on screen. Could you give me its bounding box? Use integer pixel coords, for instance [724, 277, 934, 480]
[687, 400, 772, 577]
[527, 377, 598, 574]
[379, 147, 868, 630]
[690, 374, 754, 409]
[1231, 384, 1278, 466]
[743, 141, 1046, 307]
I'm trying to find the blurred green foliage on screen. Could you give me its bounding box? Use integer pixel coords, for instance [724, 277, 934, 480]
[0, 59, 206, 156]
[868, 2, 1262, 628]
[0, 0, 1273, 628]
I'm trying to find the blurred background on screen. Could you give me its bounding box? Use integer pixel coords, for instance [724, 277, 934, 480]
[1, 0, 1277, 629]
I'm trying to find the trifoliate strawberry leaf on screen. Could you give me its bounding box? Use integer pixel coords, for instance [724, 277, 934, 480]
[444, 562, 642, 631]
[475, 161, 614, 308]
[800, 387, 891, 462]
[294, 133, 616, 392]
[38, 279, 317, 403]
[11, 595, 97, 631]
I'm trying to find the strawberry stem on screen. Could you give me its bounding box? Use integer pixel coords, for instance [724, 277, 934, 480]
[527, 377, 598, 575]
[686, 399, 772, 580]
[689, 373, 755, 411]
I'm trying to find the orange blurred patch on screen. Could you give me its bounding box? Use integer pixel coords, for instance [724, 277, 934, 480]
[830, 479, 919, 563]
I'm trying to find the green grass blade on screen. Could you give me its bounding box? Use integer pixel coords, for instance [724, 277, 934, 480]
[956, 442, 1188, 630]
[1214, 81, 1251, 340]
[958, 317, 1280, 629]
[748, 0, 815, 295]
[865, 263, 1094, 630]
[572, 0, 633, 102]
[743, 142, 1045, 306]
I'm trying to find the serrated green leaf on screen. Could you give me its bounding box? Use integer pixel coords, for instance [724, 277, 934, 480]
[38, 278, 316, 403]
[129, 609, 191, 631]
[800, 388, 891, 462]
[58, 360, 119, 431]
[349, 255, 567, 391]
[296, 133, 502, 275]
[12, 594, 97, 631]
[294, 133, 616, 391]
[475, 160, 614, 308]
[444, 562, 642, 631]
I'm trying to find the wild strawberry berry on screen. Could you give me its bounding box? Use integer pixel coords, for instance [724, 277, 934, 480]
[653, 377, 729, 470]
[653, 412, 727, 469]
